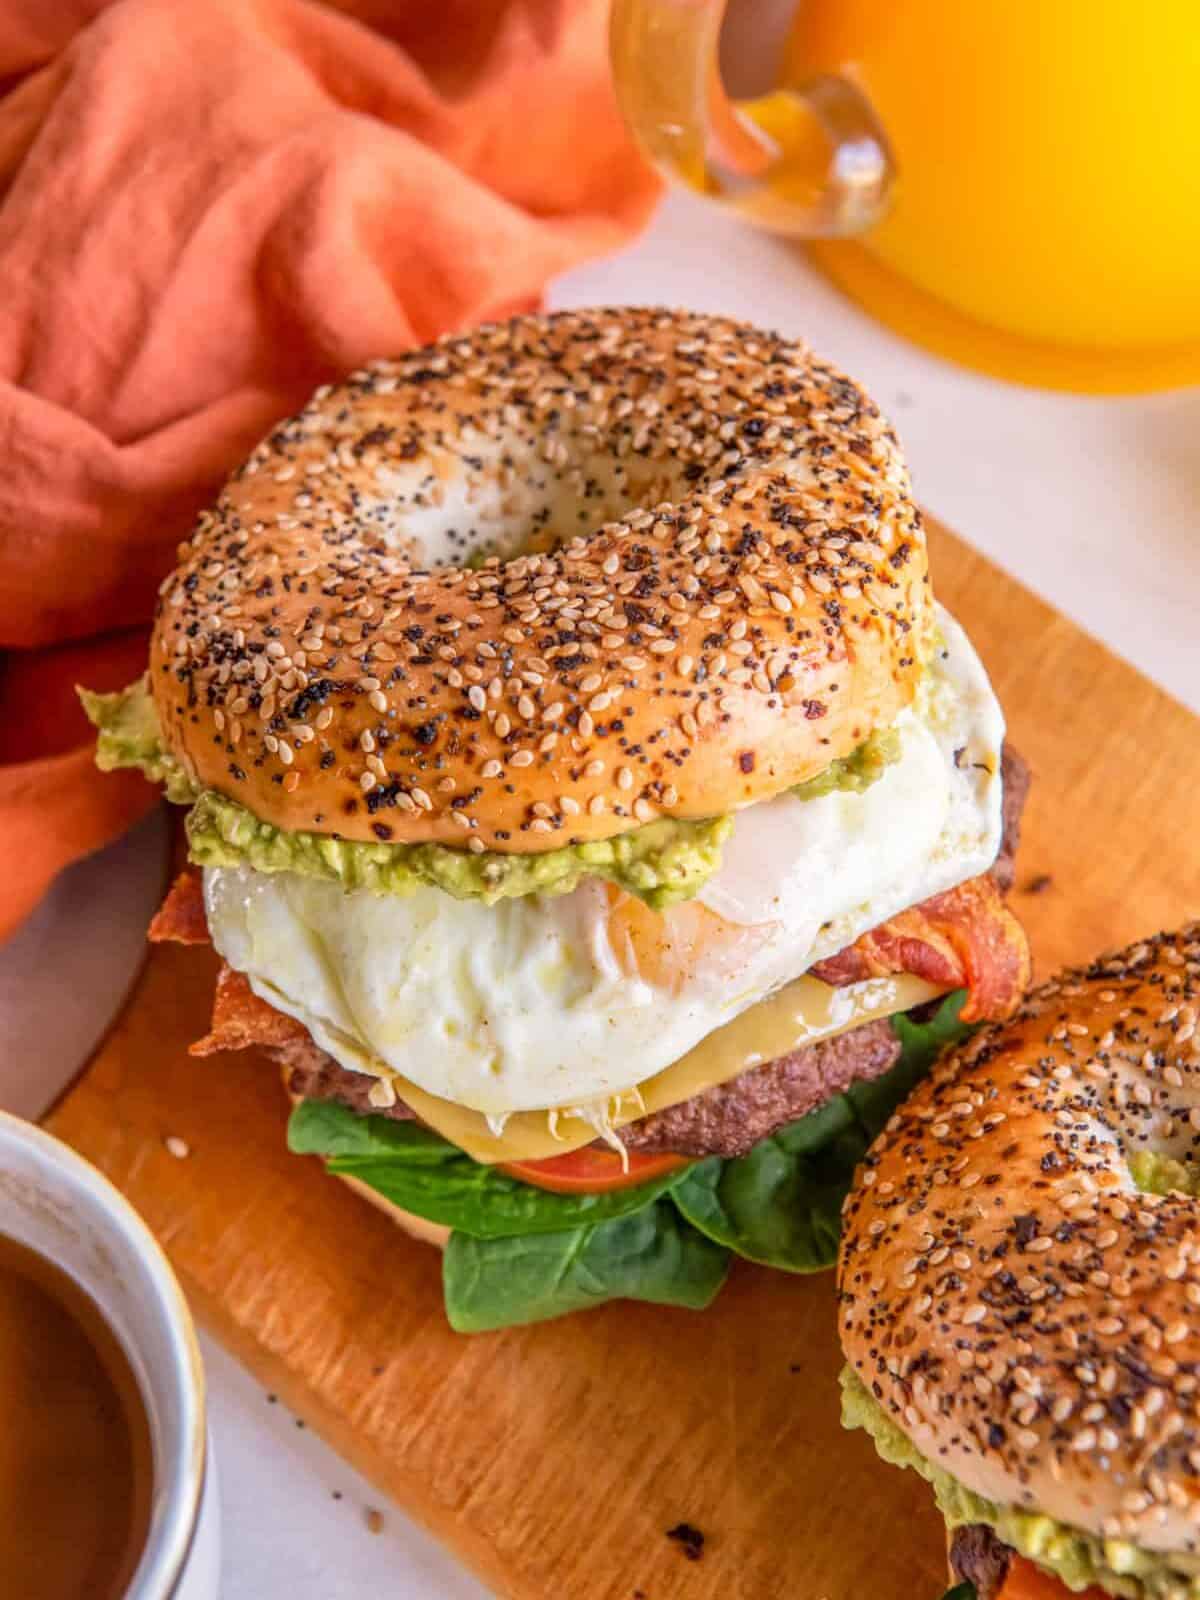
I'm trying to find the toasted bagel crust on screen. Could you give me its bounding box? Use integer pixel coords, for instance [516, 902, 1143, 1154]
[337, 1174, 450, 1252]
[151, 308, 930, 852]
[839, 924, 1200, 1556]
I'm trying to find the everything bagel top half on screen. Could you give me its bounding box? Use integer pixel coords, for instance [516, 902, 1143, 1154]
[840, 924, 1200, 1600]
[87, 309, 1031, 1332]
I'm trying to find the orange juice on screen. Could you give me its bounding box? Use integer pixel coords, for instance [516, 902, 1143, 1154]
[788, 1, 1200, 390]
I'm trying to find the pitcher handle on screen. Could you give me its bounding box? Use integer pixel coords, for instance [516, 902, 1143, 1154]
[610, 0, 894, 237]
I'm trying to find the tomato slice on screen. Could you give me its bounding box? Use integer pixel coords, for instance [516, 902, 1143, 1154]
[498, 1147, 689, 1194]
[998, 1555, 1106, 1600]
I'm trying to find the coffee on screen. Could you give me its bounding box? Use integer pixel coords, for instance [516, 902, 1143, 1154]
[0, 1232, 153, 1599]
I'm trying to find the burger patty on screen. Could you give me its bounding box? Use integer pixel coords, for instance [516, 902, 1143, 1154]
[280, 1016, 901, 1161]
[949, 1524, 1013, 1600]
[618, 1019, 899, 1156]
[994, 744, 1029, 894]
[279, 1036, 419, 1123]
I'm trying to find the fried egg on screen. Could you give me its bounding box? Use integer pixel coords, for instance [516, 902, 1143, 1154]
[204, 606, 1004, 1116]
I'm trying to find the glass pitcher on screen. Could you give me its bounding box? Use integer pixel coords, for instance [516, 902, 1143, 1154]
[611, 0, 1200, 392]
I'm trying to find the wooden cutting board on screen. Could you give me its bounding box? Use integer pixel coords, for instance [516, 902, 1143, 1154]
[47, 520, 1200, 1600]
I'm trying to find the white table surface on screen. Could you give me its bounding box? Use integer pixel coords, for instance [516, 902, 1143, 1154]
[2, 188, 1198, 1600]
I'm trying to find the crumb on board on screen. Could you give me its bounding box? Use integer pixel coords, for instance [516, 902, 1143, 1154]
[1023, 872, 1054, 895]
[365, 1507, 384, 1535]
[164, 1135, 190, 1159]
[665, 1523, 705, 1562]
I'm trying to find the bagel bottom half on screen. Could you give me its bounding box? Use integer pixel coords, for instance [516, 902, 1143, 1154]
[284, 1079, 450, 1251]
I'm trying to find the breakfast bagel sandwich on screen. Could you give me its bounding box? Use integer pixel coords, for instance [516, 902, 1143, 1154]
[86, 308, 1031, 1332]
[839, 923, 1200, 1600]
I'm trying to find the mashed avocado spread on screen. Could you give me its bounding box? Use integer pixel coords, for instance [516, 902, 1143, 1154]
[80, 682, 199, 804]
[789, 725, 901, 800]
[1128, 1150, 1200, 1198]
[841, 1369, 1200, 1599]
[82, 675, 899, 908]
[186, 789, 731, 908]
[81, 677, 727, 907]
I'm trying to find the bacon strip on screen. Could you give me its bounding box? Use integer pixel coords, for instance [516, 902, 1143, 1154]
[149, 870, 209, 944]
[153, 870, 316, 1055]
[811, 873, 1030, 1022]
[189, 963, 308, 1056]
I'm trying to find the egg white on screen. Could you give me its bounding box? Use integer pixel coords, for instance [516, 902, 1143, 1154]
[204, 605, 1005, 1117]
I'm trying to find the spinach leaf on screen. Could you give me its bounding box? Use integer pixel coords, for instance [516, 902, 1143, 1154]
[670, 1113, 868, 1273]
[443, 1200, 730, 1333]
[940, 1586, 977, 1600]
[287, 1099, 690, 1238]
[289, 1099, 457, 1163]
[671, 993, 972, 1273]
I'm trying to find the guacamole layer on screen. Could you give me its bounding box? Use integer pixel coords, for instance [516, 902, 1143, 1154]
[790, 725, 901, 800]
[187, 789, 731, 908]
[82, 675, 900, 908]
[82, 677, 727, 906]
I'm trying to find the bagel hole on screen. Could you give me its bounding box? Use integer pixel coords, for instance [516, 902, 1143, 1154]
[364, 440, 701, 570]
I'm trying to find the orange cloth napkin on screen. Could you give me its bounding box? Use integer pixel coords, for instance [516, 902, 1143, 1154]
[0, 0, 659, 941]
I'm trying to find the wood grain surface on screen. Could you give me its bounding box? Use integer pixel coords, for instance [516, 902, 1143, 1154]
[46, 521, 1200, 1600]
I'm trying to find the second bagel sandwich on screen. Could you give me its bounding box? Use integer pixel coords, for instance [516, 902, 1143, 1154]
[86, 307, 1031, 1331]
[840, 924, 1200, 1600]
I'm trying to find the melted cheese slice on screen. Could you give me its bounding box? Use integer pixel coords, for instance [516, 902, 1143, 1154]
[339, 971, 943, 1163]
